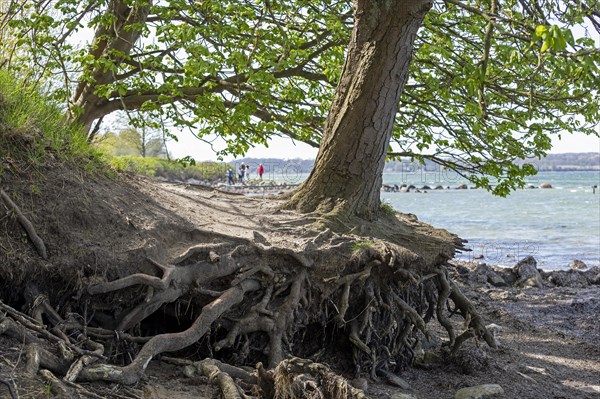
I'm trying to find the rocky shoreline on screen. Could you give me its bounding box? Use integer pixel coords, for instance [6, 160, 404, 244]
[350, 257, 600, 399]
[365, 256, 600, 399]
[412, 257, 600, 399]
[453, 256, 600, 289]
[178, 177, 569, 196]
[381, 182, 558, 193]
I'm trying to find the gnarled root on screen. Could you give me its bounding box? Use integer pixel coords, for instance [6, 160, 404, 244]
[195, 358, 245, 399]
[269, 357, 367, 399]
[0, 229, 496, 392]
[448, 280, 497, 351]
[79, 279, 260, 384]
[0, 188, 47, 259]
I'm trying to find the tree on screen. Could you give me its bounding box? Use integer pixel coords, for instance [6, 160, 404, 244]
[286, 0, 433, 220]
[289, 0, 600, 218]
[1, 0, 599, 393]
[1, 0, 598, 200]
[94, 126, 168, 158]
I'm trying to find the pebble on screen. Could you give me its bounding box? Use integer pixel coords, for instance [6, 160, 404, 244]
[454, 384, 504, 399]
[381, 370, 411, 390]
[390, 393, 418, 399]
[350, 377, 368, 391]
[570, 259, 588, 270]
[579, 385, 600, 393]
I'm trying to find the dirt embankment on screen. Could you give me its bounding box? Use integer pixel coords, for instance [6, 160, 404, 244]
[0, 168, 599, 399]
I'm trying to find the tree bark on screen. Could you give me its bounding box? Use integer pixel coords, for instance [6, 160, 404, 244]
[287, 0, 432, 220]
[70, 0, 151, 132]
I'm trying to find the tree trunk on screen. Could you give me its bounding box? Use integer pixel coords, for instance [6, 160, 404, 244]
[287, 0, 432, 220]
[70, 0, 151, 133]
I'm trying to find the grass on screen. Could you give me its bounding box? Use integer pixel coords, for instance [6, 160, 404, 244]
[0, 70, 229, 185]
[380, 201, 396, 216]
[351, 240, 373, 252]
[105, 156, 227, 183]
[0, 70, 97, 168]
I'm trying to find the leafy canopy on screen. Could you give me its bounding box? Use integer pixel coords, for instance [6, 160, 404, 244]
[1, 0, 599, 194]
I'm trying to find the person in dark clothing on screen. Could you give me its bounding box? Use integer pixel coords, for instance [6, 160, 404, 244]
[239, 162, 246, 183]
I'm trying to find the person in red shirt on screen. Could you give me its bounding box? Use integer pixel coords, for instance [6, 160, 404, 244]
[258, 163, 265, 180]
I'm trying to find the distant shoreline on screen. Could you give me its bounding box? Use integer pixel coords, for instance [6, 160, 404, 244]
[230, 152, 600, 174]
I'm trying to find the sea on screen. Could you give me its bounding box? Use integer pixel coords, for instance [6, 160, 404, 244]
[267, 169, 600, 270]
[380, 170, 600, 270]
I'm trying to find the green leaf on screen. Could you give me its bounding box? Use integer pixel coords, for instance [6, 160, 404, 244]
[535, 25, 547, 37]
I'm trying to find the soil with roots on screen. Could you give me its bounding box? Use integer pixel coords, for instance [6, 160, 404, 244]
[0, 167, 598, 399]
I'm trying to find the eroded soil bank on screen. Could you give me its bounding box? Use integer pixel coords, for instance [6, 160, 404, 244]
[0, 170, 598, 399]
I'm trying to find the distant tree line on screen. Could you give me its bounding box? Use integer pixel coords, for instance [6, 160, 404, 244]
[95, 126, 169, 159]
[383, 153, 600, 173]
[237, 153, 600, 177]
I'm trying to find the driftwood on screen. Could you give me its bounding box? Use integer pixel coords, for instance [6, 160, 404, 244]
[0, 188, 47, 259]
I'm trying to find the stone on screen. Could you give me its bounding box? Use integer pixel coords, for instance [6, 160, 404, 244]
[381, 370, 411, 390]
[208, 251, 220, 263]
[350, 377, 368, 391]
[422, 351, 442, 365]
[456, 184, 468, 189]
[519, 365, 551, 376]
[451, 345, 489, 374]
[390, 393, 418, 399]
[485, 323, 503, 347]
[513, 256, 544, 288]
[497, 268, 517, 285]
[588, 267, 600, 285]
[414, 350, 442, 369]
[252, 230, 270, 245]
[540, 182, 553, 188]
[487, 272, 507, 287]
[579, 385, 600, 394]
[455, 384, 504, 399]
[515, 371, 536, 383]
[472, 263, 492, 284]
[546, 270, 589, 287]
[182, 364, 196, 378]
[570, 259, 587, 269]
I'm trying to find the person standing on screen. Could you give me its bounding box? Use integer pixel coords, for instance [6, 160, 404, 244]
[239, 162, 246, 183]
[258, 163, 264, 180]
[227, 169, 234, 185]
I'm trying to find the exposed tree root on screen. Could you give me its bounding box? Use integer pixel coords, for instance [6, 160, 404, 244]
[0, 379, 17, 399]
[448, 279, 497, 352]
[196, 358, 244, 399]
[268, 357, 368, 399]
[0, 224, 496, 396]
[0, 188, 47, 259]
[79, 279, 261, 384]
[182, 357, 257, 385]
[26, 343, 72, 375]
[39, 369, 70, 397]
